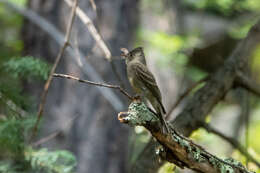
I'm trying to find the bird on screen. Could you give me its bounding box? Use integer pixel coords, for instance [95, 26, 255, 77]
[121, 47, 169, 133]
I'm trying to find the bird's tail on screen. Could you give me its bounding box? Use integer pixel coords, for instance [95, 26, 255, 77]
[158, 101, 166, 114]
[158, 108, 170, 133]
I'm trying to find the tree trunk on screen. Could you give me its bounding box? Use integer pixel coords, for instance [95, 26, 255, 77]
[22, 0, 139, 173]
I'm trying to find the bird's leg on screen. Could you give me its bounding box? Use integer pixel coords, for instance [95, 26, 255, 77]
[133, 94, 141, 101]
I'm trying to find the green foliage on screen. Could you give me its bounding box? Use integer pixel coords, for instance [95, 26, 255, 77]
[8, 0, 27, 7]
[0, 115, 35, 155]
[148, 32, 185, 54]
[0, 161, 19, 173]
[249, 120, 260, 154]
[185, 67, 208, 81]
[0, 56, 50, 109]
[137, 29, 200, 73]
[25, 147, 77, 173]
[3, 56, 51, 81]
[229, 19, 258, 39]
[0, 114, 77, 173]
[158, 162, 176, 173]
[251, 44, 260, 81]
[0, 3, 24, 58]
[0, 118, 25, 154]
[184, 0, 260, 16]
[0, 82, 27, 110]
[0, 2, 77, 172]
[138, 29, 199, 55]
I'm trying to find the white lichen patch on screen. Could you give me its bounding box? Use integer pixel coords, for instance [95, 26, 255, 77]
[127, 102, 158, 126]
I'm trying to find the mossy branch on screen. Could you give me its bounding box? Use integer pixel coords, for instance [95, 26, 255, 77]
[118, 101, 254, 173]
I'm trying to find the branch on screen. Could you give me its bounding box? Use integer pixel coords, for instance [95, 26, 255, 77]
[201, 122, 260, 168]
[166, 76, 209, 120]
[32, 114, 79, 147]
[64, 0, 126, 89]
[53, 73, 133, 100]
[63, 0, 111, 60]
[89, 0, 97, 12]
[2, 0, 124, 111]
[235, 72, 260, 98]
[119, 102, 254, 173]
[31, 0, 78, 139]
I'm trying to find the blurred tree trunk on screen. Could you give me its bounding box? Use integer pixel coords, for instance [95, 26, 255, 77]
[22, 0, 139, 173]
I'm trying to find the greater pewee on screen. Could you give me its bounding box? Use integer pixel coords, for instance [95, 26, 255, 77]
[121, 47, 169, 132]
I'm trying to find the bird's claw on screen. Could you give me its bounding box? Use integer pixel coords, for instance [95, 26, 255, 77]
[134, 94, 141, 99]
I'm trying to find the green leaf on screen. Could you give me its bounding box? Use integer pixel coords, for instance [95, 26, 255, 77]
[25, 147, 77, 173]
[3, 56, 51, 81]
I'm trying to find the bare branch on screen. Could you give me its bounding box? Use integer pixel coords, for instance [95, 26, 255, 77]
[2, 0, 124, 111]
[236, 71, 260, 98]
[201, 122, 260, 168]
[89, 0, 97, 12]
[32, 131, 60, 147]
[31, 0, 78, 140]
[64, 0, 126, 88]
[166, 76, 209, 120]
[63, 0, 111, 61]
[32, 114, 79, 147]
[119, 102, 253, 173]
[53, 73, 133, 100]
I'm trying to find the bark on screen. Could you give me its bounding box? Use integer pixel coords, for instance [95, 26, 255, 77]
[22, 0, 139, 173]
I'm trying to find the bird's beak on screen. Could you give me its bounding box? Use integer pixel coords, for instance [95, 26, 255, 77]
[120, 48, 129, 59]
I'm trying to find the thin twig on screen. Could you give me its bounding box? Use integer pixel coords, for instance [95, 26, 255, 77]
[3, 0, 124, 110]
[31, 0, 79, 140]
[89, 0, 97, 12]
[166, 76, 209, 120]
[202, 122, 260, 168]
[32, 114, 79, 147]
[64, 0, 126, 88]
[32, 131, 60, 147]
[63, 0, 111, 60]
[53, 73, 133, 100]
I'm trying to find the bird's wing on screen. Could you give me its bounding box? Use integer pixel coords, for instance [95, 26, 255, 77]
[133, 63, 157, 87]
[133, 63, 166, 114]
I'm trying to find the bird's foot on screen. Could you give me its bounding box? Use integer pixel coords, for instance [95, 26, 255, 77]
[133, 94, 141, 102]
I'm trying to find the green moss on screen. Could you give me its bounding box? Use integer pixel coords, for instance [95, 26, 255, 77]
[224, 158, 244, 168]
[209, 157, 235, 173]
[127, 102, 158, 126]
[219, 164, 234, 173]
[192, 147, 206, 162]
[171, 132, 207, 162]
[209, 157, 218, 169]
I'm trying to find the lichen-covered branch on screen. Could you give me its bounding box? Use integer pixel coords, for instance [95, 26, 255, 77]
[119, 101, 254, 173]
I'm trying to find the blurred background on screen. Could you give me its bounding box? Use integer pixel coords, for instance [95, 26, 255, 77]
[0, 0, 260, 172]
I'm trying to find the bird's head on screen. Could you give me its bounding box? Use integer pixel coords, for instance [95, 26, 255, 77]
[120, 47, 146, 65]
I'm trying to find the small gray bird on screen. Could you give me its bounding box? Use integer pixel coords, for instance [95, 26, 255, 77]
[121, 47, 169, 133]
